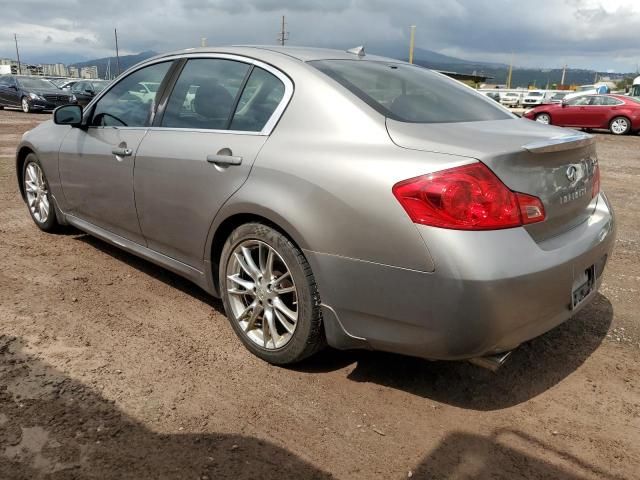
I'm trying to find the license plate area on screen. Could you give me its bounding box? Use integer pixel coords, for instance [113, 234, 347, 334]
[571, 265, 595, 309]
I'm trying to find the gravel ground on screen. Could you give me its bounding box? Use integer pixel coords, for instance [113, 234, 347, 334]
[0, 109, 638, 479]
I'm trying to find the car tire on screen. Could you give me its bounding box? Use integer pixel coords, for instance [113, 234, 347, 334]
[535, 113, 551, 124]
[609, 116, 631, 136]
[21, 97, 31, 113]
[22, 153, 59, 232]
[219, 222, 325, 365]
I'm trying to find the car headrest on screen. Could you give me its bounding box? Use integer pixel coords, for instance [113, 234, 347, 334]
[193, 83, 234, 119]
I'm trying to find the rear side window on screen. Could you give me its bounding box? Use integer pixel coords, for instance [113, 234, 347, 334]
[310, 60, 512, 124]
[161, 59, 250, 130]
[230, 67, 285, 132]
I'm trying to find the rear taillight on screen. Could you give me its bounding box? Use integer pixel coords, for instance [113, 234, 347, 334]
[392, 163, 545, 230]
[591, 162, 600, 198]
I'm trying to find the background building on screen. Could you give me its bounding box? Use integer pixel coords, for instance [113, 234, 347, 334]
[80, 66, 98, 79]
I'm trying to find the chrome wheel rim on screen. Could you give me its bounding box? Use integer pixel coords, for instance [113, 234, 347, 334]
[611, 118, 628, 134]
[24, 162, 50, 223]
[22, 98, 29, 113]
[536, 114, 550, 124]
[226, 240, 298, 350]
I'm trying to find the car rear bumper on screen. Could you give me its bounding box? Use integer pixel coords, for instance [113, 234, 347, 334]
[306, 192, 616, 360]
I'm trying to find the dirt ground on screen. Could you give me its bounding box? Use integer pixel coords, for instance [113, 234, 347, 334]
[0, 108, 638, 479]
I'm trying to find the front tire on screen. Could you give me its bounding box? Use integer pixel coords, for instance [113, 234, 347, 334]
[22, 154, 59, 232]
[535, 113, 551, 124]
[609, 116, 630, 135]
[219, 223, 325, 364]
[21, 97, 31, 113]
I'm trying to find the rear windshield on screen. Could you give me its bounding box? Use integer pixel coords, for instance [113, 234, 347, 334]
[310, 60, 512, 124]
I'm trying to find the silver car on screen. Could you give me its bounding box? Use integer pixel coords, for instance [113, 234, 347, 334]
[16, 46, 615, 366]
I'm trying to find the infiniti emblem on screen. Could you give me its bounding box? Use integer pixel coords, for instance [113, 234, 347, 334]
[566, 165, 578, 183]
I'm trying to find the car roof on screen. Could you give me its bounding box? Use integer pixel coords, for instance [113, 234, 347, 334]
[151, 45, 401, 64]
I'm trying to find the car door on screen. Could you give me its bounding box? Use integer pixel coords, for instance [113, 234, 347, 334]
[552, 95, 592, 127]
[58, 61, 174, 245]
[3, 76, 21, 106]
[133, 57, 291, 269]
[0, 76, 9, 105]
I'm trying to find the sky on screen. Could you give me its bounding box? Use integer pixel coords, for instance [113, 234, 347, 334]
[1, 0, 639, 72]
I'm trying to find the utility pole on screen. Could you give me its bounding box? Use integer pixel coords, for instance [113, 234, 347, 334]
[277, 15, 289, 46]
[114, 28, 121, 77]
[560, 64, 567, 86]
[506, 53, 514, 89]
[14, 34, 22, 75]
[408, 25, 416, 64]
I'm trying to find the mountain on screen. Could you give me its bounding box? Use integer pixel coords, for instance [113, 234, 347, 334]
[366, 44, 507, 68]
[70, 51, 158, 79]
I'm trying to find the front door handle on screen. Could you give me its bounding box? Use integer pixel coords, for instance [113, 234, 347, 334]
[207, 148, 242, 166]
[112, 147, 133, 157]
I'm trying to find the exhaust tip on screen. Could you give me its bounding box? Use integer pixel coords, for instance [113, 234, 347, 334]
[468, 351, 512, 372]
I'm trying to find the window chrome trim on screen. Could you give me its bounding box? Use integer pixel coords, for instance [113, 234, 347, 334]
[83, 53, 294, 136]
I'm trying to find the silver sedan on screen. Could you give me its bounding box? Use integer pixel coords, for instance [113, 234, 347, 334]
[16, 46, 615, 366]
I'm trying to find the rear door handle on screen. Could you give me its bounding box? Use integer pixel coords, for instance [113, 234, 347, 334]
[112, 147, 133, 157]
[206, 154, 243, 166]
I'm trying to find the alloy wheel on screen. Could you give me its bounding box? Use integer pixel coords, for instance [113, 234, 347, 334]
[610, 118, 629, 135]
[21, 97, 30, 113]
[535, 113, 551, 124]
[226, 240, 298, 350]
[24, 162, 50, 224]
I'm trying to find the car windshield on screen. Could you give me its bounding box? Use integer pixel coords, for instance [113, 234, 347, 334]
[310, 60, 512, 123]
[92, 82, 108, 93]
[578, 85, 594, 92]
[142, 82, 160, 92]
[552, 93, 566, 99]
[17, 78, 56, 89]
[528, 92, 543, 97]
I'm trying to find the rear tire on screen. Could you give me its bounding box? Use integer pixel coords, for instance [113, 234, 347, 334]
[535, 113, 551, 124]
[219, 223, 325, 365]
[609, 116, 630, 135]
[22, 154, 59, 232]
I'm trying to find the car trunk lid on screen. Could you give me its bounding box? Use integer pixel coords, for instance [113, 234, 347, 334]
[386, 118, 599, 241]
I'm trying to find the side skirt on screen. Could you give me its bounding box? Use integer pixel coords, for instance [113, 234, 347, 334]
[64, 214, 214, 295]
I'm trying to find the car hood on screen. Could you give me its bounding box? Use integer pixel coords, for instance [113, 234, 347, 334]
[29, 88, 70, 96]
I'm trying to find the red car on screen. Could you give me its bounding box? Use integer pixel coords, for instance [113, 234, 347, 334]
[523, 94, 640, 135]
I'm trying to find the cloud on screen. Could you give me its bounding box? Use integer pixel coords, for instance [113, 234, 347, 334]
[0, 0, 638, 71]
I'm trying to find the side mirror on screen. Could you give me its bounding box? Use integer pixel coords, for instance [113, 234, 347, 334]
[84, 88, 95, 96]
[561, 100, 568, 108]
[53, 105, 83, 127]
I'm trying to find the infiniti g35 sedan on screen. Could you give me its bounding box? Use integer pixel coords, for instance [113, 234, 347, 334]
[16, 46, 616, 366]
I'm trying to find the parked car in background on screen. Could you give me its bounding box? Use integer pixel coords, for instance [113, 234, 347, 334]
[564, 83, 610, 102]
[549, 92, 568, 104]
[53, 79, 80, 91]
[0, 75, 76, 112]
[631, 76, 640, 97]
[15, 46, 614, 367]
[523, 94, 640, 135]
[483, 91, 502, 103]
[522, 91, 553, 107]
[131, 81, 161, 103]
[500, 92, 522, 107]
[70, 80, 110, 106]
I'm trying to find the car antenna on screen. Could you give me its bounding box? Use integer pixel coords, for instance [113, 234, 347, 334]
[346, 46, 365, 57]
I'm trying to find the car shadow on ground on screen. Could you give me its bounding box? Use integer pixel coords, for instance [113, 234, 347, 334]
[73, 233, 613, 412]
[0, 335, 330, 479]
[299, 293, 613, 411]
[1, 335, 625, 479]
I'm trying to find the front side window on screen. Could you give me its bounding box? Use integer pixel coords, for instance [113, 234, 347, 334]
[230, 67, 285, 131]
[310, 60, 512, 123]
[567, 96, 591, 106]
[91, 61, 171, 127]
[161, 58, 250, 130]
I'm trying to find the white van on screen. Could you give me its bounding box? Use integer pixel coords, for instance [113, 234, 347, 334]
[500, 92, 522, 107]
[522, 91, 552, 107]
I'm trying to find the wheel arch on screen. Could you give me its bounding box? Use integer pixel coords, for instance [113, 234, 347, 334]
[207, 208, 310, 297]
[16, 145, 36, 201]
